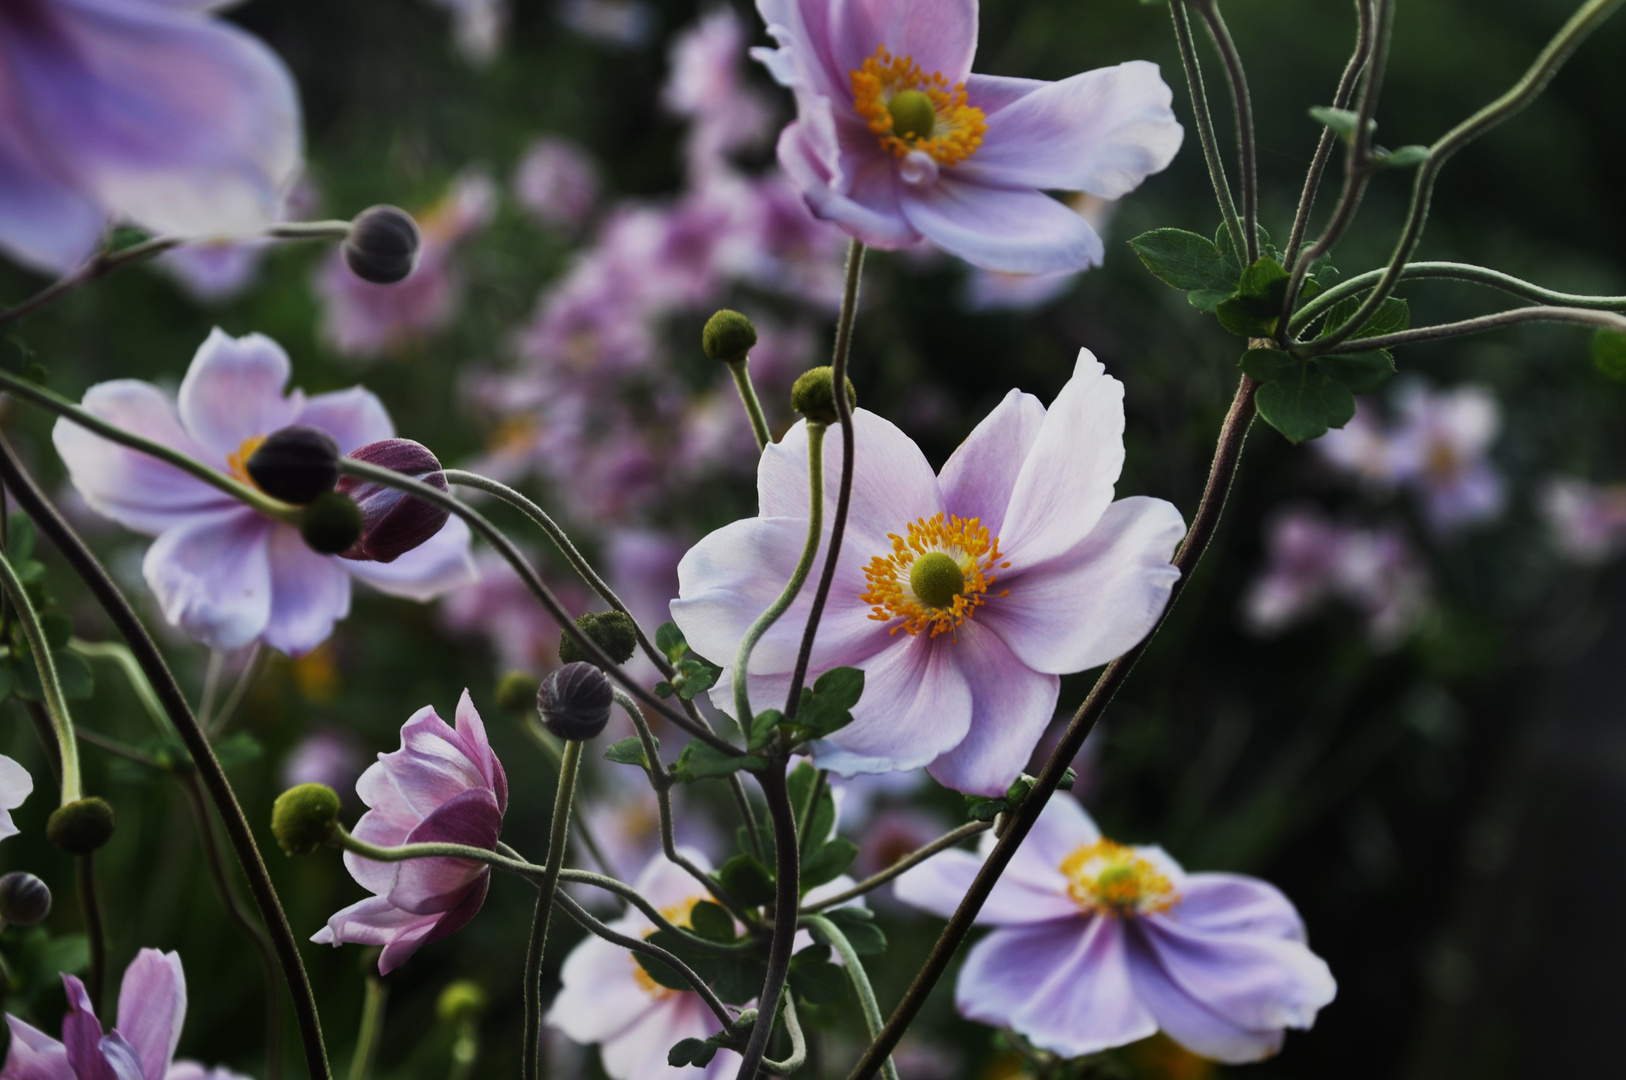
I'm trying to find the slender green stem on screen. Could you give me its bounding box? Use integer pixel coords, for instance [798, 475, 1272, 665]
[1170, 2, 1244, 256]
[726, 359, 773, 452]
[523, 739, 581, 1080]
[0, 438, 332, 1080]
[736, 764, 800, 1080]
[801, 821, 992, 913]
[208, 644, 265, 737]
[347, 976, 387, 1080]
[448, 1019, 478, 1080]
[1302, 305, 1626, 355]
[802, 916, 898, 1080]
[796, 769, 827, 859]
[762, 998, 807, 1076]
[1292, 260, 1626, 332]
[517, 715, 619, 877]
[1189, 0, 1259, 263]
[0, 551, 82, 802]
[70, 638, 175, 735]
[1284, 0, 1373, 268]
[733, 423, 826, 727]
[198, 650, 225, 730]
[1316, 0, 1625, 352]
[77, 855, 106, 1013]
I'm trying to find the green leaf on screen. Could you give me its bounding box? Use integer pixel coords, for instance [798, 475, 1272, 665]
[672, 741, 765, 783]
[688, 901, 736, 943]
[12, 649, 93, 702]
[1376, 144, 1430, 169]
[39, 614, 72, 651]
[1251, 360, 1357, 443]
[747, 709, 780, 751]
[1215, 222, 1278, 264]
[1318, 296, 1409, 341]
[789, 947, 848, 1006]
[1214, 258, 1292, 338]
[655, 622, 689, 662]
[1592, 330, 1626, 382]
[669, 1038, 717, 1068]
[965, 794, 1006, 822]
[800, 837, 858, 891]
[792, 667, 865, 740]
[213, 732, 263, 769]
[673, 655, 721, 701]
[1187, 288, 1233, 313]
[6, 514, 36, 562]
[711, 955, 770, 1005]
[716, 854, 777, 907]
[635, 950, 692, 992]
[1320, 350, 1397, 394]
[604, 736, 652, 768]
[787, 762, 836, 848]
[821, 907, 887, 956]
[1309, 105, 1372, 140]
[1128, 229, 1240, 293]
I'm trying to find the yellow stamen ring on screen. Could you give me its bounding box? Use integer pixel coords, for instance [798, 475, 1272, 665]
[1060, 839, 1178, 917]
[632, 896, 701, 999]
[226, 434, 267, 488]
[850, 46, 987, 167]
[860, 513, 1009, 640]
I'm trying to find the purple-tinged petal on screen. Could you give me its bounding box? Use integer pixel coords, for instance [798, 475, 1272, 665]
[813, 634, 971, 776]
[4, 1014, 72, 1080]
[176, 329, 300, 460]
[294, 387, 395, 455]
[984, 496, 1183, 675]
[387, 788, 501, 914]
[0, 753, 34, 842]
[310, 896, 440, 974]
[451, 688, 506, 811]
[899, 179, 1103, 274]
[114, 949, 185, 1080]
[53, 381, 233, 536]
[412, 869, 490, 951]
[956, 62, 1182, 198]
[365, 706, 486, 822]
[964, 73, 1045, 116]
[547, 924, 660, 1044]
[753, 0, 843, 100]
[142, 508, 273, 651]
[937, 389, 1047, 537]
[1172, 874, 1308, 943]
[95, 1035, 143, 1080]
[345, 515, 477, 602]
[61, 975, 115, 1080]
[926, 623, 1059, 795]
[776, 110, 919, 249]
[1120, 937, 1286, 1064]
[996, 351, 1124, 566]
[831, 0, 978, 84]
[261, 526, 352, 658]
[0, 133, 104, 274]
[335, 440, 451, 563]
[894, 847, 1077, 926]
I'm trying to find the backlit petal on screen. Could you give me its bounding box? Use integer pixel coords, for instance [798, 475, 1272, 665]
[142, 508, 273, 651]
[926, 622, 1059, 795]
[176, 329, 300, 459]
[899, 178, 1103, 274]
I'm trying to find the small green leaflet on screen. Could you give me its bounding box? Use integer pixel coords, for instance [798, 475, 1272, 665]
[1242, 349, 1395, 443]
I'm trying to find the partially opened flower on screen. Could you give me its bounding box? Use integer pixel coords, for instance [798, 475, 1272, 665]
[751, 0, 1182, 272]
[896, 797, 1336, 1063]
[3, 948, 249, 1080]
[313, 690, 507, 974]
[54, 328, 476, 656]
[0, 0, 301, 274]
[0, 755, 32, 843]
[672, 350, 1185, 795]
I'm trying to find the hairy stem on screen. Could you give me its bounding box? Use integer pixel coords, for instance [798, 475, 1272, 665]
[727, 359, 774, 452]
[347, 976, 387, 1080]
[77, 855, 106, 1013]
[1170, 2, 1244, 255]
[0, 550, 83, 802]
[1304, 305, 1626, 354]
[736, 765, 800, 1080]
[800, 821, 992, 912]
[802, 916, 898, 1080]
[1189, 0, 1259, 263]
[523, 739, 582, 1080]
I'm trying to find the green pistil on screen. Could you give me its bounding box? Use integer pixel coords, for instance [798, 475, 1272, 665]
[909, 552, 964, 610]
[887, 90, 937, 142]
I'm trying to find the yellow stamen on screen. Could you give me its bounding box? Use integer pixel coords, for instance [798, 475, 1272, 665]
[1059, 839, 1177, 917]
[631, 896, 701, 999]
[226, 434, 267, 488]
[850, 47, 987, 167]
[860, 513, 1009, 640]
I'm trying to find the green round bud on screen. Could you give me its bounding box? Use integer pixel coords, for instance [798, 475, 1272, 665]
[887, 90, 937, 141]
[557, 610, 639, 668]
[299, 491, 364, 555]
[790, 366, 858, 426]
[701, 310, 758, 364]
[46, 797, 116, 855]
[271, 783, 341, 856]
[494, 671, 540, 713]
[909, 552, 964, 610]
[0, 872, 52, 926]
[437, 980, 488, 1025]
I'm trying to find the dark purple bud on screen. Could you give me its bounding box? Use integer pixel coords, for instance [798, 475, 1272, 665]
[538, 662, 613, 741]
[335, 439, 450, 563]
[344, 205, 421, 284]
[246, 425, 341, 504]
[0, 872, 51, 926]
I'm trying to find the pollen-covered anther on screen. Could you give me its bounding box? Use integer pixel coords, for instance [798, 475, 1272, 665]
[1060, 839, 1178, 917]
[850, 46, 987, 167]
[860, 513, 1008, 639]
[226, 434, 267, 487]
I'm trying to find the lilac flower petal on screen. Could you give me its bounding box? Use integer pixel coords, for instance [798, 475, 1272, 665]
[0, 753, 33, 842]
[984, 495, 1183, 675]
[453, 687, 507, 809]
[925, 622, 1059, 795]
[294, 387, 395, 455]
[964, 73, 1045, 116]
[937, 388, 1047, 537]
[1120, 933, 1286, 1064]
[956, 62, 1182, 199]
[753, 0, 842, 100]
[345, 515, 478, 602]
[0, 133, 105, 273]
[776, 112, 919, 249]
[899, 178, 1104, 274]
[413, 869, 490, 950]
[830, 0, 978, 84]
[261, 526, 352, 657]
[363, 706, 488, 822]
[97, 1034, 144, 1080]
[176, 329, 301, 459]
[52, 380, 233, 535]
[812, 634, 971, 776]
[4, 1014, 71, 1080]
[62, 975, 115, 1080]
[547, 924, 660, 1044]
[894, 847, 1077, 926]
[1173, 873, 1308, 943]
[388, 788, 501, 914]
[600, 995, 732, 1080]
[142, 508, 273, 651]
[115, 949, 186, 1080]
[310, 895, 440, 974]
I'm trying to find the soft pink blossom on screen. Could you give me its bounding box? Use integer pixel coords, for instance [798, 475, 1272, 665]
[512, 137, 601, 228]
[281, 729, 366, 796]
[664, 8, 775, 178]
[439, 549, 591, 673]
[1540, 477, 1626, 564]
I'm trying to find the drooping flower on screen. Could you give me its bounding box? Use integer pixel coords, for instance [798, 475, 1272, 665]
[896, 797, 1336, 1063]
[0, 755, 32, 843]
[751, 0, 1182, 272]
[0, 0, 301, 275]
[672, 350, 1185, 795]
[53, 328, 476, 657]
[2, 948, 250, 1080]
[313, 690, 507, 975]
[1539, 477, 1626, 564]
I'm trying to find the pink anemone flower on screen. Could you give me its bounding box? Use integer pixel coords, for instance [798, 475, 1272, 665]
[896, 797, 1337, 1063]
[53, 327, 476, 657]
[312, 690, 507, 975]
[672, 350, 1185, 795]
[751, 0, 1183, 272]
[3, 948, 249, 1080]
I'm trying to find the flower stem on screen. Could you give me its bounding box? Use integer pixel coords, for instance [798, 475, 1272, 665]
[207, 644, 265, 737]
[796, 768, 827, 859]
[347, 976, 387, 1080]
[732, 422, 825, 727]
[1301, 305, 1626, 356]
[516, 717, 619, 878]
[735, 764, 800, 1080]
[0, 437, 333, 1080]
[844, 375, 1261, 1080]
[77, 855, 106, 1013]
[523, 738, 582, 1080]
[69, 638, 175, 735]
[801, 916, 898, 1080]
[1169, 2, 1245, 258]
[0, 551, 82, 803]
[799, 820, 992, 912]
[727, 359, 773, 452]
[1188, 0, 1259, 263]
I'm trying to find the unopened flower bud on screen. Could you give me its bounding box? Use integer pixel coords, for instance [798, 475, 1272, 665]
[46, 797, 116, 855]
[557, 610, 638, 668]
[538, 662, 614, 741]
[247, 425, 341, 505]
[344, 205, 422, 285]
[335, 439, 451, 563]
[702, 310, 758, 364]
[271, 783, 341, 856]
[790, 366, 857, 426]
[299, 491, 365, 555]
[494, 671, 540, 713]
[0, 872, 52, 926]
[437, 980, 488, 1025]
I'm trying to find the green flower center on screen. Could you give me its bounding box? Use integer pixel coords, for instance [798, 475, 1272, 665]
[886, 89, 938, 142]
[909, 552, 965, 610]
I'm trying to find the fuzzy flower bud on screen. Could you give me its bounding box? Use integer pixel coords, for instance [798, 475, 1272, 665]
[790, 366, 857, 425]
[46, 797, 116, 855]
[0, 872, 52, 926]
[246, 425, 341, 505]
[299, 490, 365, 555]
[271, 783, 341, 856]
[494, 671, 540, 713]
[537, 662, 613, 741]
[557, 610, 638, 668]
[335, 439, 451, 563]
[437, 980, 488, 1025]
[344, 205, 422, 285]
[702, 310, 758, 364]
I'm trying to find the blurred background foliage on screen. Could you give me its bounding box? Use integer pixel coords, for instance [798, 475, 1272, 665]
[0, 0, 1623, 1078]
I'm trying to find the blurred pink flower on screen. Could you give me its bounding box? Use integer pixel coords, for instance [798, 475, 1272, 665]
[897, 797, 1336, 1062]
[664, 8, 775, 177]
[281, 729, 366, 796]
[512, 137, 601, 228]
[313, 690, 507, 974]
[53, 329, 476, 656]
[559, 0, 655, 48]
[424, 0, 509, 64]
[752, 0, 1182, 271]
[1540, 477, 1626, 564]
